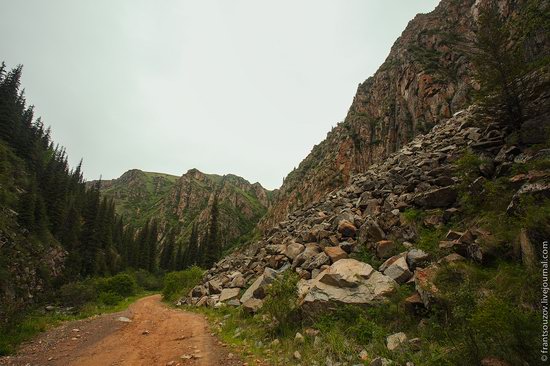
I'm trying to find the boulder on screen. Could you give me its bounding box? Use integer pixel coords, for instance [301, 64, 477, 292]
[359, 218, 386, 243]
[386, 332, 408, 351]
[379, 253, 403, 272]
[301, 252, 330, 271]
[437, 253, 466, 264]
[266, 244, 286, 255]
[229, 273, 246, 288]
[242, 298, 264, 313]
[219, 288, 240, 302]
[292, 244, 322, 269]
[383, 256, 412, 284]
[520, 114, 550, 145]
[285, 242, 305, 260]
[298, 259, 396, 307]
[445, 230, 464, 241]
[226, 299, 240, 306]
[438, 240, 468, 256]
[323, 246, 348, 263]
[406, 249, 430, 270]
[207, 280, 222, 295]
[519, 228, 537, 269]
[414, 265, 440, 308]
[339, 241, 355, 254]
[191, 285, 207, 297]
[507, 181, 550, 214]
[370, 357, 395, 366]
[337, 220, 357, 237]
[404, 292, 425, 313]
[414, 187, 457, 208]
[375, 240, 396, 259]
[195, 296, 208, 307]
[239, 266, 288, 303]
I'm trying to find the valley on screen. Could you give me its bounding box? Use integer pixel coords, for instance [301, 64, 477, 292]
[0, 0, 549, 365]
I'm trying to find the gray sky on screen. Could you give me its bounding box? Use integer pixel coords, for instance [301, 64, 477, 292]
[1, 0, 439, 190]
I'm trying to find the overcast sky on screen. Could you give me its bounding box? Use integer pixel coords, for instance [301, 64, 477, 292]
[1, 0, 439, 190]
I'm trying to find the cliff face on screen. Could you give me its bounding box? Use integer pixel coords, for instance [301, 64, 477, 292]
[96, 168, 273, 248]
[261, 0, 544, 230]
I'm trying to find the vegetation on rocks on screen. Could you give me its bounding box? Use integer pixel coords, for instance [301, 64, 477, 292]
[162, 266, 204, 302]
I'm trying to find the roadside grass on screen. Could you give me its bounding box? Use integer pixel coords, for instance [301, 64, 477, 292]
[181, 258, 540, 365]
[162, 266, 204, 302]
[0, 271, 163, 355]
[171, 150, 548, 365]
[0, 290, 155, 355]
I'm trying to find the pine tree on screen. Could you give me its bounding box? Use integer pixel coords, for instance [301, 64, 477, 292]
[175, 244, 184, 270]
[137, 220, 151, 270]
[80, 182, 101, 276]
[0, 62, 167, 282]
[184, 223, 199, 268]
[147, 220, 158, 272]
[160, 229, 176, 271]
[471, 5, 525, 128]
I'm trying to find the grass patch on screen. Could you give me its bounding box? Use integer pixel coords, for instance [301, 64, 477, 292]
[162, 266, 204, 302]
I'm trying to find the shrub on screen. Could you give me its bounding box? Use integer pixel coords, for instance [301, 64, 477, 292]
[133, 269, 163, 291]
[454, 150, 482, 180]
[95, 273, 136, 298]
[261, 271, 300, 335]
[58, 281, 97, 308]
[162, 266, 204, 302]
[402, 208, 425, 223]
[98, 291, 123, 306]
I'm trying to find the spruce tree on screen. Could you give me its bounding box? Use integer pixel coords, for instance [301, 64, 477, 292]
[471, 5, 525, 128]
[160, 230, 176, 271]
[184, 223, 199, 268]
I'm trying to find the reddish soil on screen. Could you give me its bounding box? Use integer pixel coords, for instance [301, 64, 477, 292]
[0, 295, 242, 366]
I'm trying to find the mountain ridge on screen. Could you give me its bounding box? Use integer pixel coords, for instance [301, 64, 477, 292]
[259, 0, 549, 230]
[92, 167, 274, 259]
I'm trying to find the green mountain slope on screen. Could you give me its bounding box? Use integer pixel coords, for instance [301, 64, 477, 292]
[93, 168, 273, 260]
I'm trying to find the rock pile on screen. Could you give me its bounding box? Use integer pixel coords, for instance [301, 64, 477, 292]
[181, 105, 547, 312]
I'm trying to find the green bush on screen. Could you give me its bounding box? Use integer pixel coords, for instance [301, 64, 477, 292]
[261, 271, 300, 335]
[58, 281, 97, 308]
[162, 266, 204, 301]
[133, 269, 163, 291]
[402, 208, 425, 223]
[98, 291, 123, 306]
[95, 273, 136, 298]
[433, 261, 540, 365]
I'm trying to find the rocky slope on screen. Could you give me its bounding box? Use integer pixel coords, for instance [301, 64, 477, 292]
[183, 81, 549, 362]
[95, 168, 273, 248]
[185, 106, 485, 308]
[260, 0, 549, 230]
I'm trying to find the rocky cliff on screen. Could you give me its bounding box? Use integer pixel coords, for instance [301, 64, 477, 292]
[261, 0, 549, 230]
[95, 168, 273, 249]
[183, 89, 549, 363]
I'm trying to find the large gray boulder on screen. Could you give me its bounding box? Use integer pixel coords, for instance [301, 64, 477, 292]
[285, 242, 305, 260]
[239, 266, 286, 303]
[414, 186, 457, 208]
[298, 259, 396, 306]
[219, 288, 240, 302]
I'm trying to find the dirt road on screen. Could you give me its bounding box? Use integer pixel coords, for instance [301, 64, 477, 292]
[0, 295, 242, 366]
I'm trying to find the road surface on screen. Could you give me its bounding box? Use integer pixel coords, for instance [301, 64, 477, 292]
[0, 294, 242, 366]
